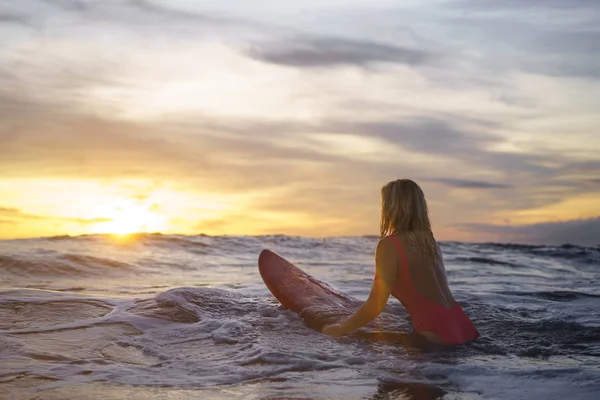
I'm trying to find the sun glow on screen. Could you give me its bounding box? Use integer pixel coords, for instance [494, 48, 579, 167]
[90, 205, 167, 235]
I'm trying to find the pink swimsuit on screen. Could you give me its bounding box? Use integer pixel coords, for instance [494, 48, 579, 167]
[389, 236, 479, 345]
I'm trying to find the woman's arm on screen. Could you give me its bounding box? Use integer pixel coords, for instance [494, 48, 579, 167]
[322, 237, 399, 336]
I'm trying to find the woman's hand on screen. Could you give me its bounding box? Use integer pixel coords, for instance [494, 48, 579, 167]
[321, 323, 345, 337]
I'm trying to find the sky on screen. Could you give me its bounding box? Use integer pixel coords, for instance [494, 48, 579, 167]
[0, 0, 599, 245]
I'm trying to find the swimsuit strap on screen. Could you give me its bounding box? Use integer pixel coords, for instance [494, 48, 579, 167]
[389, 235, 415, 290]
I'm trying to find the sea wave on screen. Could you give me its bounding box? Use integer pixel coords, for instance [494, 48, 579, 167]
[0, 253, 135, 277]
[1, 235, 599, 399]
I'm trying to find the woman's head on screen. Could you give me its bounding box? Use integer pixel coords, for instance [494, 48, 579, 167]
[380, 179, 438, 258]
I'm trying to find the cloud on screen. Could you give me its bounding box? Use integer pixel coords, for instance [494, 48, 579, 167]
[455, 217, 600, 246]
[13, 0, 242, 31]
[338, 117, 500, 157]
[0, 112, 206, 179]
[525, 59, 600, 80]
[0, 13, 29, 25]
[453, 0, 599, 11]
[0, 53, 594, 224]
[39, 0, 91, 12]
[248, 36, 432, 68]
[523, 31, 600, 79]
[0, 98, 588, 216]
[0, 206, 110, 224]
[1, 0, 599, 240]
[424, 178, 512, 189]
[563, 161, 600, 174]
[319, 118, 560, 187]
[440, 0, 600, 80]
[531, 31, 600, 55]
[42, 0, 214, 19]
[0, 101, 359, 190]
[124, 0, 224, 22]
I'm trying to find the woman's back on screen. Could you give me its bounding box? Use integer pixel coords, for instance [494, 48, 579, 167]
[399, 235, 455, 308]
[388, 235, 479, 344]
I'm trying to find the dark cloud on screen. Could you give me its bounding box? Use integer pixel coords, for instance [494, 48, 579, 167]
[124, 0, 223, 22]
[339, 117, 499, 156]
[0, 13, 29, 25]
[455, 217, 600, 246]
[563, 161, 600, 174]
[39, 0, 92, 12]
[248, 37, 431, 68]
[453, 0, 599, 11]
[229, 117, 599, 216]
[526, 60, 600, 80]
[524, 30, 600, 79]
[307, 117, 600, 214]
[425, 178, 512, 189]
[532, 31, 600, 55]
[322, 117, 557, 183]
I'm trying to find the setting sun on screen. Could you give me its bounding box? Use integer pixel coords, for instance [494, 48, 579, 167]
[90, 205, 167, 235]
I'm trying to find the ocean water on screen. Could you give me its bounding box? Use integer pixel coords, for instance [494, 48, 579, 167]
[1, 234, 599, 400]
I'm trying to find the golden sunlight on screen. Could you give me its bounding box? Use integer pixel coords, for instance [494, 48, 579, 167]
[90, 205, 167, 235]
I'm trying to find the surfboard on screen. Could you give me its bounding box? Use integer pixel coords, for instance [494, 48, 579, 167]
[258, 249, 421, 344]
[258, 249, 357, 331]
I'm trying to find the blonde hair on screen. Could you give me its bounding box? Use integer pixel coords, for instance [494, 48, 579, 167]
[380, 179, 438, 259]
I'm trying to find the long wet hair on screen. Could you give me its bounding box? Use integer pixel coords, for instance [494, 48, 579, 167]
[380, 179, 439, 260]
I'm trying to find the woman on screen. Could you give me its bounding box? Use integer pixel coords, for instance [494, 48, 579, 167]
[322, 179, 479, 345]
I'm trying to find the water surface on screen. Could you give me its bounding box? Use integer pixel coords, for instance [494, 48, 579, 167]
[1, 234, 599, 399]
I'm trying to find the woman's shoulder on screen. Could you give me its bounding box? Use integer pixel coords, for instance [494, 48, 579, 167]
[379, 234, 410, 247]
[377, 235, 401, 256]
[377, 235, 398, 246]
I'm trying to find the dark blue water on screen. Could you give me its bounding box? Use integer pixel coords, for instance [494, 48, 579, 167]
[1, 234, 599, 399]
